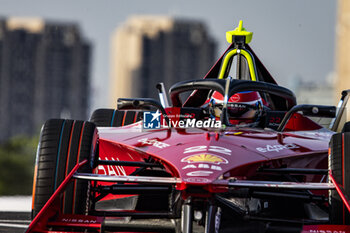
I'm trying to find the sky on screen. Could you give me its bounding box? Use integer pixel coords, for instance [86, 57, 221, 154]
[0, 0, 337, 111]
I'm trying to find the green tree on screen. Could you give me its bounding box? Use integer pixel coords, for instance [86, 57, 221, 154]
[0, 136, 38, 195]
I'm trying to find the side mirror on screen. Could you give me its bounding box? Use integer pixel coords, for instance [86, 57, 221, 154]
[277, 104, 336, 132]
[301, 105, 336, 118]
[117, 98, 169, 125]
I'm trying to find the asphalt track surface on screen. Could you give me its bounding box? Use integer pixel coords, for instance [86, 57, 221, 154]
[0, 212, 31, 233]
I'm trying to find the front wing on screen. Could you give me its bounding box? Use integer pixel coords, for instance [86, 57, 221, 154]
[26, 160, 350, 233]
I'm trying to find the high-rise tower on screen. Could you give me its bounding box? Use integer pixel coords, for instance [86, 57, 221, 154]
[110, 16, 216, 107]
[335, 0, 350, 121]
[0, 18, 91, 141]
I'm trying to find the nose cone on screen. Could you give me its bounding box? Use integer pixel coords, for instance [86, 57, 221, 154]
[176, 136, 268, 184]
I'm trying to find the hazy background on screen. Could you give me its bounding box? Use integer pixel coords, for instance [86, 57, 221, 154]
[0, 0, 339, 201]
[0, 0, 337, 110]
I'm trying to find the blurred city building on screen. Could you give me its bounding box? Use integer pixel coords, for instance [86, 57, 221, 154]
[288, 74, 335, 105]
[335, 0, 350, 121]
[0, 17, 91, 142]
[110, 16, 216, 107]
[288, 74, 336, 130]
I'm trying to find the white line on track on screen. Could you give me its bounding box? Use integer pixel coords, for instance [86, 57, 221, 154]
[0, 223, 28, 228]
[0, 219, 31, 223]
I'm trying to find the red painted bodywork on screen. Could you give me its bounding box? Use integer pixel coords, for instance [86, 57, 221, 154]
[27, 118, 344, 232]
[97, 118, 331, 187]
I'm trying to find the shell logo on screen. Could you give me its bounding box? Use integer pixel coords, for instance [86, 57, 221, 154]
[181, 154, 228, 165]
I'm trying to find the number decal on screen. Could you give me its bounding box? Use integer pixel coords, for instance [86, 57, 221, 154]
[184, 145, 231, 155]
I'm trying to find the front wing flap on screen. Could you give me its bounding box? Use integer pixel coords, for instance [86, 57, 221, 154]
[26, 162, 350, 233]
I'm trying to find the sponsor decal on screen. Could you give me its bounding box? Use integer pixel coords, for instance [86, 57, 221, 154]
[302, 224, 350, 232]
[62, 218, 97, 224]
[186, 171, 213, 177]
[184, 178, 210, 183]
[181, 154, 228, 165]
[143, 111, 161, 129]
[256, 143, 300, 153]
[96, 157, 126, 176]
[184, 145, 231, 155]
[182, 164, 222, 171]
[304, 228, 348, 233]
[231, 94, 240, 102]
[138, 138, 170, 149]
[182, 164, 197, 169]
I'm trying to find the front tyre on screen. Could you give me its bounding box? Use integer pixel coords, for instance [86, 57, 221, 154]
[31, 119, 97, 218]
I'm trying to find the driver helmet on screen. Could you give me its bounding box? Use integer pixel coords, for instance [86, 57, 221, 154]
[209, 91, 263, 123]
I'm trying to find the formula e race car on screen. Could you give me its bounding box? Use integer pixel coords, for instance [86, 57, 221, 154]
[27, 21, 350, 233]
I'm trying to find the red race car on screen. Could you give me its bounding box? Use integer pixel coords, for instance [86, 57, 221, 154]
[27, 21, 350, 233]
